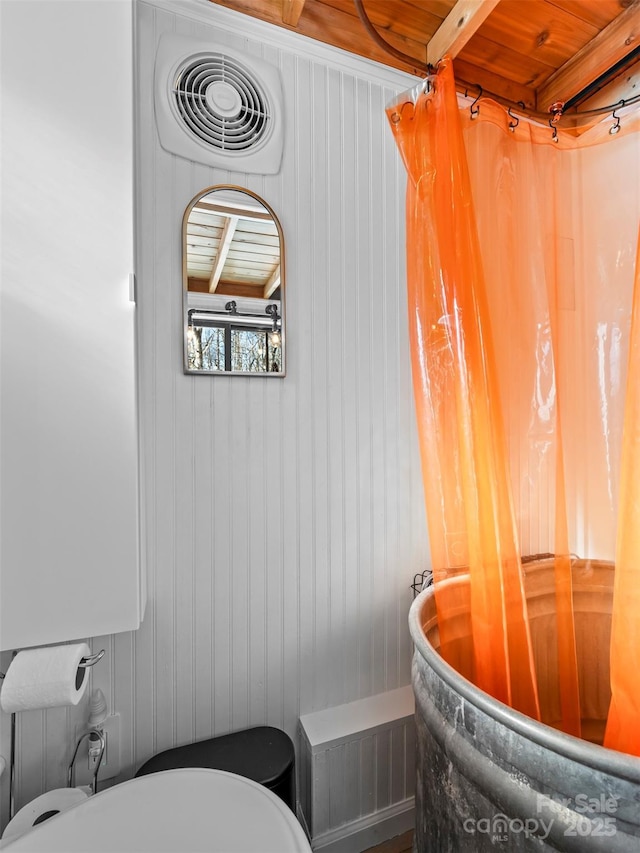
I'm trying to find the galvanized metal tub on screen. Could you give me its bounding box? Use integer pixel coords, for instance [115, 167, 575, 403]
[408, 558, 640, 852]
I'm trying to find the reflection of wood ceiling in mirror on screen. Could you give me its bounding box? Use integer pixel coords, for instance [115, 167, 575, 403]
[186, 199, 281, 299]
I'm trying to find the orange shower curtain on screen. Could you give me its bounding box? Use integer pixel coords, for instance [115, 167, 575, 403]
[388, 58, 640, 754]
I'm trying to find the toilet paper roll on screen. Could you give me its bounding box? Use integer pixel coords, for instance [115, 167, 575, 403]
[0, 643, 91, 713]
[1, 787, 90, 843]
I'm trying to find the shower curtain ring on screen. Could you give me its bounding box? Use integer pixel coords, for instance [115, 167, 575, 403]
[549, 118, 559, 143]
[508, 107, 519, 132]
[470, 85, 482, 119]
[389, 100, 413, 124]
[610, 106, 622, 135]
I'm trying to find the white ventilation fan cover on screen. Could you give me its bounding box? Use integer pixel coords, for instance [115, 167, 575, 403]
[154, 33, 284, 174]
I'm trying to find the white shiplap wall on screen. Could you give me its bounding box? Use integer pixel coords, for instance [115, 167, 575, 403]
[2, 0, 428, 831]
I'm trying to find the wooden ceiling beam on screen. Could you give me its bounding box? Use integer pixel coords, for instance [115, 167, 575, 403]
[560, 57, 640, 134]
[282, 0, 306, 27]
[196, 199, 273, 222]
[536, 0, 640, 113]
[426, 0, 501, 65]
[453, 58, 537, 110]
[263, 265, 281, 299]
[208, 216, 238, 293]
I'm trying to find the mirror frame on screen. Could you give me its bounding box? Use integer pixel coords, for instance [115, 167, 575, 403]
[182, 184, 286, 377]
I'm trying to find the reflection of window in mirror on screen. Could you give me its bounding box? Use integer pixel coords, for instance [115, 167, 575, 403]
[183, 186, 285, 376]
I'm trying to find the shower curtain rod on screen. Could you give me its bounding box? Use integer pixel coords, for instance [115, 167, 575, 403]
[353, 0, 640, 127]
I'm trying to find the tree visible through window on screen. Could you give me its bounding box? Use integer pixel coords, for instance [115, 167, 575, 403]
[188, 324, 281, 372]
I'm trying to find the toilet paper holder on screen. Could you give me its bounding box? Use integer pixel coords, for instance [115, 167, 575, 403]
[77, 650, 106, 669]
[0, 649, 104, 679]
[0, 647, 105, 820]
[0, 649, 105, 681]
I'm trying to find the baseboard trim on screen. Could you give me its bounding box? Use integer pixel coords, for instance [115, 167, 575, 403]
[311, 797, 415, 853]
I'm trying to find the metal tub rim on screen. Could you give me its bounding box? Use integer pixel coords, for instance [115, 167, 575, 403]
[409, 584, 640, 784]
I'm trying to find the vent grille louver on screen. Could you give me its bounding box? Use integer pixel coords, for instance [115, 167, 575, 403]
[173, 54, 272, 153]
[154, 34, 284, 174]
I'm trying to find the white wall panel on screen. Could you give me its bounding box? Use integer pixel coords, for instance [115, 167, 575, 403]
[0, 0, 139, 651]
[0, 0, 137, 828]
[2, 0, 428, 830]
[133, 0, 428, 770]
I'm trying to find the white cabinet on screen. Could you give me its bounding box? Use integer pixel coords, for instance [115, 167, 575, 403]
[0, 0, 143, 649]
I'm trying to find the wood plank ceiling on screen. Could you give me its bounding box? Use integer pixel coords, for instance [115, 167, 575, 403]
[208, 0, 640, 126]
[186, 195, 281, 298]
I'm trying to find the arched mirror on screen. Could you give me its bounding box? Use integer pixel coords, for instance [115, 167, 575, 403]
[183, 186, 285, 375]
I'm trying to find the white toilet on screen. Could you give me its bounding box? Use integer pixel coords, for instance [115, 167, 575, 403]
[0, 768, 313, 852]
